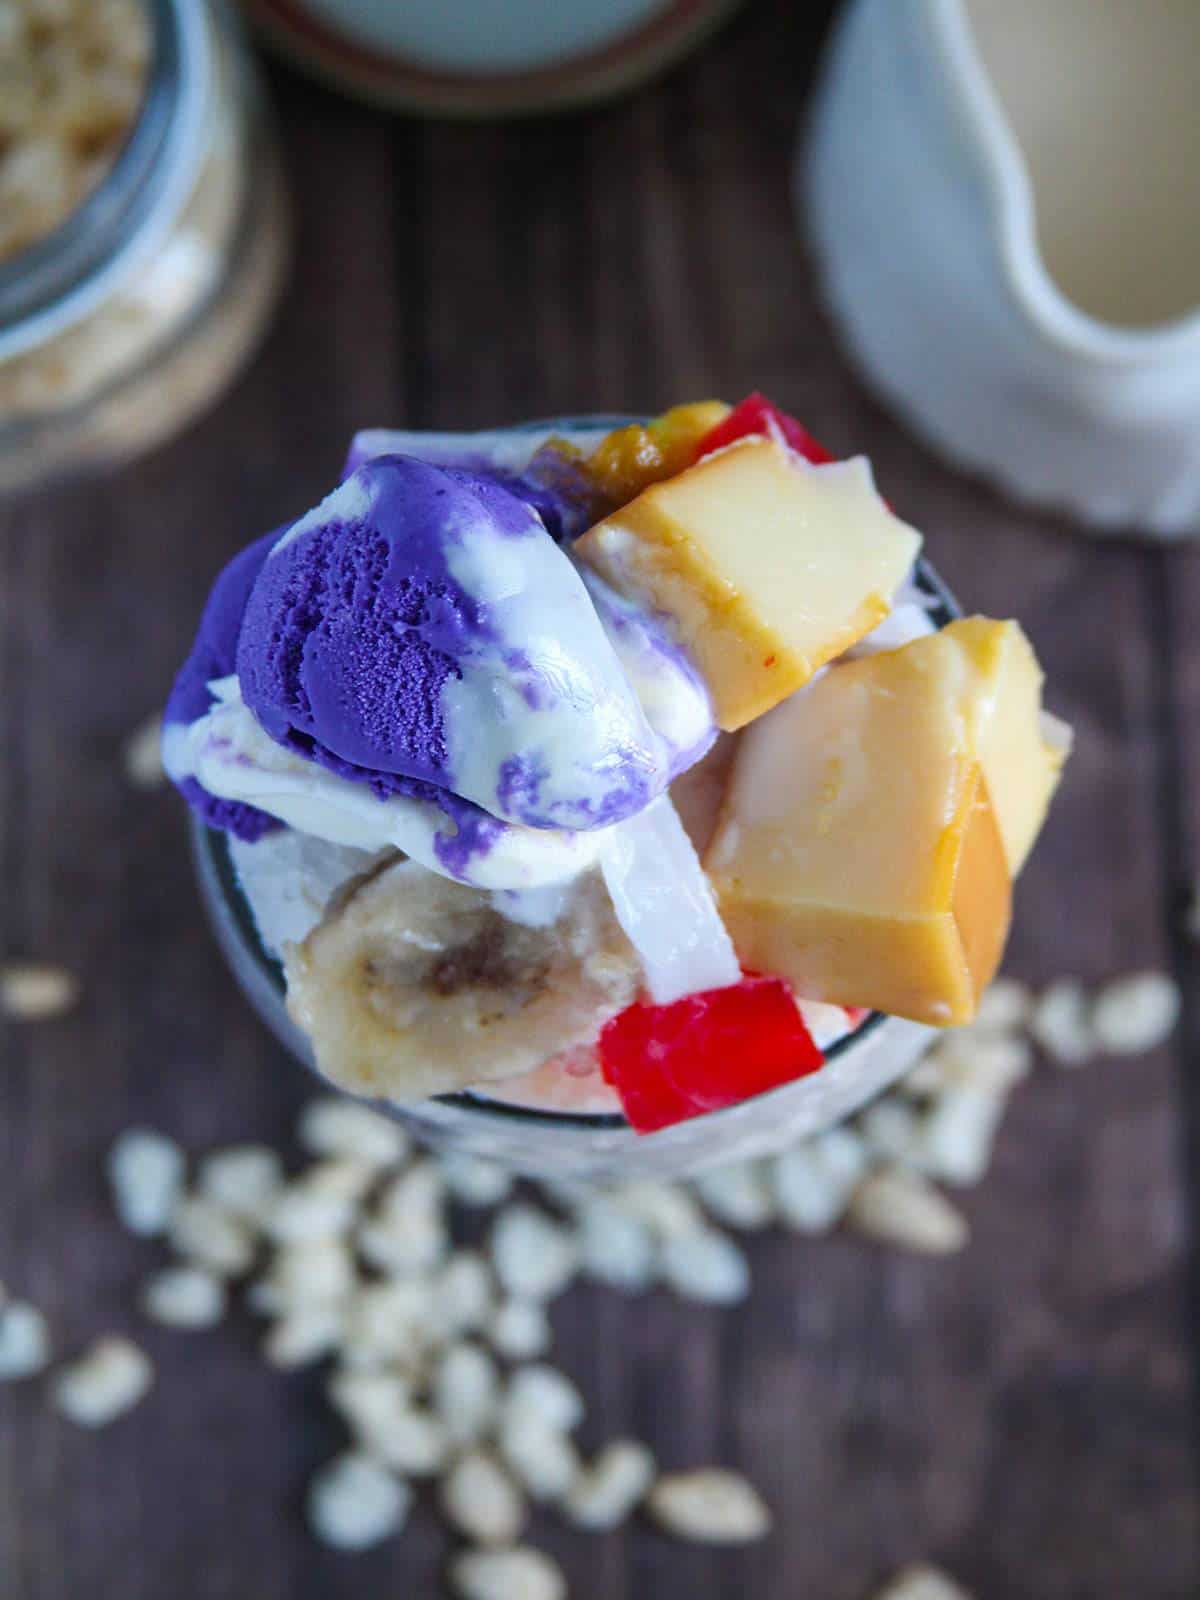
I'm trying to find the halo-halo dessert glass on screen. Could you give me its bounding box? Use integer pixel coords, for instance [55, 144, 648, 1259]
[169, 401, 1069, 1182]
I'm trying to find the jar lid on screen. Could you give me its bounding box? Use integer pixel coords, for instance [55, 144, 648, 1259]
[244, 0, 742, 116]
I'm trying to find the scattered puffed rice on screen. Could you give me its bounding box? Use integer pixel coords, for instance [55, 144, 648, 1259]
[647, 1469, 771, 1544]
[306, 1452, 410, 1550]
[366, 1405, 450, 1476]
[440, 1152, 514, 1208]
[692, 1161, 775, 1230]
[52, 1337, 153, 1427]
[1031, 980, 1095, 1066]
[140, 1266, 226, 1330]
[168, 1196, 257, 1277]
[449, 1545, 567, 1600]
[259, 1239, 357, 1308]
[917, 1088, 1007, 1188]
[359, 1163, 448, 1274]
[498, 1410, 581, 1501]
[576, 1200, 657, 1293]
[899, 1055, 946, 1098]
[564, 1439, 655, 1530]
[97, 967, 1092, 1573]
[909, 1032, 1032, 1099]
[328, 1369, 412, 1434]
[358, 1216, 446, 1276]
[503, 1364, 585, 1434]
[770, 1146, 840, 1234]
[440, 1449, 526, 1545]
[0, 1301, 51, 1379]
[611, 1181, 705, 1238]
[340, 1279, 437, 1372]
[974, 976, 1033, 1032]
[659, 1230, 750, 1306]
[873, 1563, 974, 1600]
[307, 1158, 379, 1205]
[107, 1128, 185, 1237]
[491, 1206, 578, 1302]
[487, 1298, 551, 1361]
[123, 713, 165, 788]
[0, 962, 79, 1021]
[313, 1154, 378, 1193]
[772, 1127, 868, 1234]
[859, 1098, 924, 1163]
[435, 1251, 494, 1339]
[298, 1097, 409, 1167]
[264, 1302, 345, 1369]
[1091, 971, 1180, 1056]
[198, 1146, 283, 1219]
[815, 1125, 871, 1185]
[434, 1341, 501, 1445]
[266, 1180, 357, 1246]
[977, 1033, 1035, 1093]
[847, 1168, 968, 1255]
[378, 1160, 445, 1222]
[329, 1371, 446, 1478]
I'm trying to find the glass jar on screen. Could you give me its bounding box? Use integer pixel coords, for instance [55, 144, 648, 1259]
[187, 457, 959, 1181]
[0, 0, 288, 493]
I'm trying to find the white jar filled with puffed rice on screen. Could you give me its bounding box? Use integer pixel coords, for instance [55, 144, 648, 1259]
[0, 0, 287, 490]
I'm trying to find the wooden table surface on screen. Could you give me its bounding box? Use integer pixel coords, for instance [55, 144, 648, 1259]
[2, 3, 1198, 1595]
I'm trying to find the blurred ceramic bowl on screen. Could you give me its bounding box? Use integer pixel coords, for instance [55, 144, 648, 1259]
[803, 0, 1200, 539]
[243, 0, 742, 116]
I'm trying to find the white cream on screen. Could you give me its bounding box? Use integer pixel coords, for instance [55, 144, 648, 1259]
[579, 569, 714, 771]
[491, 883, 574, 930]
[269, 471, 376, 557]
[437, 506, 668, 831]
[164, 677, 608, 890]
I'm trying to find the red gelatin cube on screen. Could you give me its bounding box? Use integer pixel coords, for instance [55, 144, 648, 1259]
[598, 974, 825, 1134]
[695, 391, 835, 465]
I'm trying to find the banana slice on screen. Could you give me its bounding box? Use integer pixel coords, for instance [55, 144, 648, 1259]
[284, 860, 639, 1105]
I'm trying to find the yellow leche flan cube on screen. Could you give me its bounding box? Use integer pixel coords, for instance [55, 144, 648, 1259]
[947, 616, 1071, 873]
[703, 619, 1066, 1026]
[575, 435, 922, 731]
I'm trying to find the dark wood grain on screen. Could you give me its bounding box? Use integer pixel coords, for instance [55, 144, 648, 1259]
[2, 2, 1198, 1596]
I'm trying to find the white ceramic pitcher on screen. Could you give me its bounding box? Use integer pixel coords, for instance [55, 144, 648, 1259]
[804, 0, 1200, 538]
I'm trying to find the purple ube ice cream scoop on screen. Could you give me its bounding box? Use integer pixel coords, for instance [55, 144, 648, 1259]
[235, 455, 677, 832]
[164, 531, 280, 842]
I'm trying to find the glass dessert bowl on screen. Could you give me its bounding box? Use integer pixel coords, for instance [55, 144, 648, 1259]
[170, 401, 1069, 1181]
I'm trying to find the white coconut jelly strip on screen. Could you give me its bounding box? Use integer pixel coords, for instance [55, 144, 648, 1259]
[600, 794, 740, 1007]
